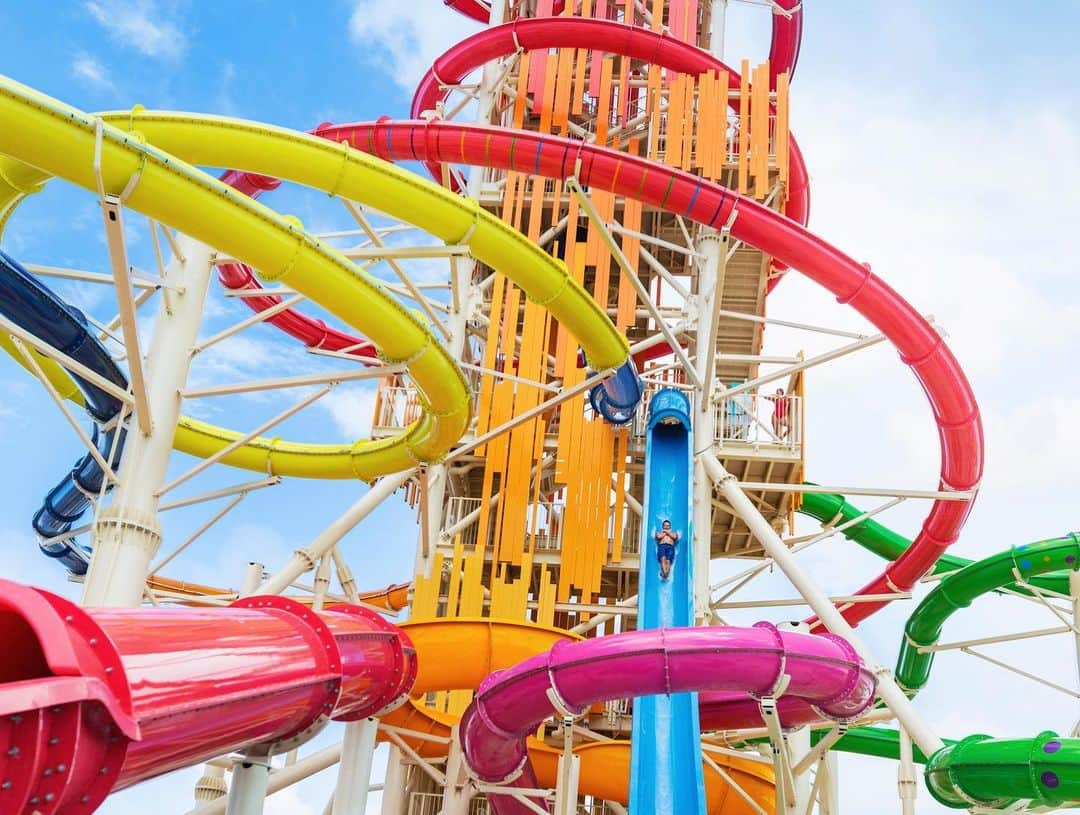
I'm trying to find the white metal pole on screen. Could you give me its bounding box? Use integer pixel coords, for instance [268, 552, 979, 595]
[778, 623, 812, 810]
[897, 727, 917, 815]
[701, 453, 946, 757]
[820, 752, 840, 815]
[380, 746, 407, 815]
[224, 755, 271, 815]
[84, 236, 214, 607]
[691, 230, 726, 623]
[256, 469, 413, 595]
[710, 0, 728, 59]
[332, 718, 379, 815]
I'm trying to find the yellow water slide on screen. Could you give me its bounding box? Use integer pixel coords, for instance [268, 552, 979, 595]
[0, 77, 628, 479]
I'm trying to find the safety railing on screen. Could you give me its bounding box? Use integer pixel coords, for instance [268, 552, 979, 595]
[408, 793, 491, 815]
[715, 391, 801, 453]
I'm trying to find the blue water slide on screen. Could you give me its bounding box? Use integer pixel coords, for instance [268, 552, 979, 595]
[589, 358, 644, 424]
[0, 248, 128, 573]
[629, 388, 708, 815]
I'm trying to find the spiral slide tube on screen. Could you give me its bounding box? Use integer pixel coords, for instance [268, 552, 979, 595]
[459, 624, 875, 813]
[0, 76, 637, 480]
[215, 169, 378, 361]
[0, 578, 418, 814]
[0, 249, 127, 573]
[631, 388, 707, 814]
[317, 113, 981, 629]
[411, 18, 810, 233]
[800, 491, 1074, 596]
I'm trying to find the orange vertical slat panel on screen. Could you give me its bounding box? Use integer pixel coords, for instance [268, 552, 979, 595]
[738, 59, 750, 195]
[751, 60, 769, 199]
[514, 52, 532, 131]
[537, 566, 556, 627]
[611, 428, 628, 562]
[553, 47, 575, 134]
[776, 70, 790, 189]
[651, 0, 664, 31]
[665, 74, 683, 168]
[595, 56, 614, 145]
[681, 73, 695, 172]
[460, 544, 484, 616]
[446, 539, 465, 617]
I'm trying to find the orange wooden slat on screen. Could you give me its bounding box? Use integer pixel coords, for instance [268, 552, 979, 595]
[738, 59, 750, 195]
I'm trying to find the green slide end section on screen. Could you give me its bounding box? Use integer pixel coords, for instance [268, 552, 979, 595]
[799, 492, 1080, 808]
[811, 726, 946, 763]
[798, 491, 1074, 596]
[898, 533, 1080, 692]
[926, 731, 1080, 809]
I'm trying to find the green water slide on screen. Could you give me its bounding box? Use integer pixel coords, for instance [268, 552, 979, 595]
[796, 492, 1080, 808]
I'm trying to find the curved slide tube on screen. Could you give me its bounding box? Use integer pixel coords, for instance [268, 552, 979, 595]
[0, 77, 637, 480]
[0, 249, 127, 572]
[411, 18, 809, 235]
[440, 0, 803, 90]
[631, 388, 706, 814]
[317, 115, 982, 628]
[216, 169, 378, 361]
[381, 618, 775, 814]
[800, 490, 1074, 596]
[897, 532, 1080, 693]
[0, 579, 417, 814]
[459, 624, 875, 813]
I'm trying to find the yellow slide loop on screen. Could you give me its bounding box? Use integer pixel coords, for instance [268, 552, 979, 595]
[0, 75, 629, 480]
[0, 75, 467, 479]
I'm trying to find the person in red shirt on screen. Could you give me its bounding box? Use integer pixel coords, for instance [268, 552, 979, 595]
[765, 387, 791, 440]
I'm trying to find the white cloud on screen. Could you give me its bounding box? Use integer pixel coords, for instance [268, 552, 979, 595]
[71, 54, 115, 92]
[347, 2, 480, 90]
[319, 383, 378, 439]
[85, 0, 188, 60]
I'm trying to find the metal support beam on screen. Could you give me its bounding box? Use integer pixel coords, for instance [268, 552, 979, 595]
[224, 754, 271, 815]
[566, 176, 702, 387]
[84, 237, 215, 608]
[332, 718, 379, 815]
[100, 195, 152, 434]
[702, 452, 946, 758]
[257, 469, 415, 595]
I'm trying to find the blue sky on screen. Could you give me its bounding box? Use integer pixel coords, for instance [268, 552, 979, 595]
[0, 2, 1078, 814]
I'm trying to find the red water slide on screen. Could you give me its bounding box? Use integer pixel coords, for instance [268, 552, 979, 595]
[0, 580, 416, 814]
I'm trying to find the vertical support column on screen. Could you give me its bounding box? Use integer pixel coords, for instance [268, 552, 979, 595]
[710, 0, 728, 59]
[415, 0, 507, 581]
[380, 746, 407, 815]
[553, 716, 581, 815]
[819, 752, 840, 815]
[897, 727, 917, 815]
[85, 235, 214, 607]
[440, 724, 473, 815]
[691, 231, 727, 623]
[332, 718, 379, 815]
[224, 753, 272, 815]
[778, 621, 812, 810]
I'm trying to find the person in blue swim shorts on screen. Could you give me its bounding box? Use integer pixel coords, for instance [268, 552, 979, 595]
[654, 519, 680, 580]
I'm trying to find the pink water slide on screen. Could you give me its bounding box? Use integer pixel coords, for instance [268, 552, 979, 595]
[0, 580, 417, 814]
[459, 623, 875, 812]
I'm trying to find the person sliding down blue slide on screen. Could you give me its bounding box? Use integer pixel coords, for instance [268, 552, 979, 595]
[0, 248, 128, 573]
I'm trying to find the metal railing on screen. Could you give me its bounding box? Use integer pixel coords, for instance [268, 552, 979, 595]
[372, 385, 423, 433]
[715, 392, 801, 452]
[408, 793, 490, 815]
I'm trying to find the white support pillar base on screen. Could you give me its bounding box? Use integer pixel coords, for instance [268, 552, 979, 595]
[84, 236, 214, 608]
[332, 718, 379, 815]
[380, 745, 407, 815]
[225, 754, 271, 815]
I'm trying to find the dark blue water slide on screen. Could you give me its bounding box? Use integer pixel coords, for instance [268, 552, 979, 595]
[589, 358, 643, 424]
[0, 248, 128, 573]
[629, 387, 708, 815]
